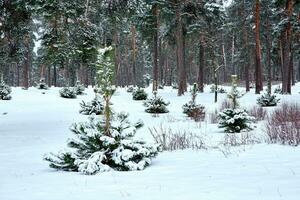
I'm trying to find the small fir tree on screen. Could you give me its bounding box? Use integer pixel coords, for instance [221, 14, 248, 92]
[59, 87, 77, 99]
[144, 91, 169, 114]
[132, 88, 148, 100]
[127, 85, 135, 93]
[0, 80, 12, 100]
[257, 90, 280, 107]
[182, 83, 205, 121]
[75, 81, 85, 95]
[218, 75, 255, 133]
[79, 97, 104, 115]
[210, 84, 226, 93]
[45, 47, 160, 174]
[36, 78, 49, 90]
[273, 85, 282, 94]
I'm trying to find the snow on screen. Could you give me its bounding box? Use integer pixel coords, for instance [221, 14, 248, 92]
[1, 84, 300, 200]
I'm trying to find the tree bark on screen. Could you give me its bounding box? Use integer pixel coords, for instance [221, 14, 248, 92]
[266, 8, 272, 94]
[281, 0, 293, 94]
[23, 34, 30, 89]
[175, 0, 186, 96]
[152, 3, 159, 91]
[241, 0, 250, 92]
[125, 35, 130, 86]
[113, 28, 120, 86]
[53, 65, 57, 87]
[255, 0, 263, 94]
[131, 25, 137, 86]
[198, 33, 204, 93]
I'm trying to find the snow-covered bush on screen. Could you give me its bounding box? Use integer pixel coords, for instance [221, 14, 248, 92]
[182, 83, 205, 121]
[210, 84, 226, 93]
[44, 114, 160, 174]
[144, 91, 169, 114]
[183, 102, 205, 121]
[59, 87, 77, 99]
[266, 103, 300, 146]
[218, 109, 255, 133]
[79, 97, 104, 115]
[257, 93, 280, 107]
[127, 85, 135, 93]
[132, 88, 147, 100]
[45, 46, 160, 175]
[36, 78, 49, 90]
[0, 81, 12, 100]
[172, 83, 178, 89]
[273, 86, 282, 94]
[75, 81, 85, 95]
[158, 84, 164, 89]
[218, 75, 254, 133]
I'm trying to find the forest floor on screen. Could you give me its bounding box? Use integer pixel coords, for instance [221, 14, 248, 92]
[1, 84, 300, 200]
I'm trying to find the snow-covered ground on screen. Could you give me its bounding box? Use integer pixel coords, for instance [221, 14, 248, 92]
[1, 84, 300, 200]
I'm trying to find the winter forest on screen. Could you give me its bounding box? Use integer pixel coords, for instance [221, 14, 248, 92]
[1, 0, 300, 200]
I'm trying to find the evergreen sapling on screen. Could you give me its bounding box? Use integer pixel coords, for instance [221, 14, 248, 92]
[59, 87, 77, 99]
[45, 46, 160, 174]
[79, 96, 104, 115]
[257, 89, 280, 107]
[36, 78, 49, 90]
[182, 83, 205, 121]
[218, 75, 255, 133]
[144, 91, 169, 114]
[0, 80, 12, 100]
[132, 88, 147, 100]
[75, 81, 85, 95]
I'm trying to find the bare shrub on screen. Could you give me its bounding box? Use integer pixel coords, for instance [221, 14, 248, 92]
[208, 109, 219, 124]
[248, 105, 267, 122]
[222, 132, 261, 147]
[149, 125, 206, 151]
[220, 99, 232, 111]
[265, 102, 300, 146]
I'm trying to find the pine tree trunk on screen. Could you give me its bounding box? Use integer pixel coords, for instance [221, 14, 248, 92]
[266, 10, 272, 94]
[242, 0, 250, 92]
[23, 34, 30, 89]
[113, 28, 120, 86]
[175, 0, 186, 96]
[221, 36, 227, 84]
[198, 33, 204, 93]
[281, 0, 293, 94]
[152, 3, 159, 91]
[255, 0, 263, 94]
[125, 35, 130, 86]
[17, 64, 20, 86]
[231, 35, 235, 74]
[48, 66, 51, 86]
[131, 25, 137, 86]
[291, 51, 295, 86]
[53, 65, 57, 87]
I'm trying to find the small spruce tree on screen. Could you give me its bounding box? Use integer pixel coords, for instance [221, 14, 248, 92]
[45, 47, 160, 174]
[182, 83, 205, 121]
[75, 81, 85, 95]
[257, 89, 280, 107]
[79, 97, 104, 115]
[59, 87, 77, 99]
[218, 75, 255, 133]
[144, 91, 169, 114]
[132, 88, 148, 100]
[0, 80, 12, 100]
[36, 78, 49, 90]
